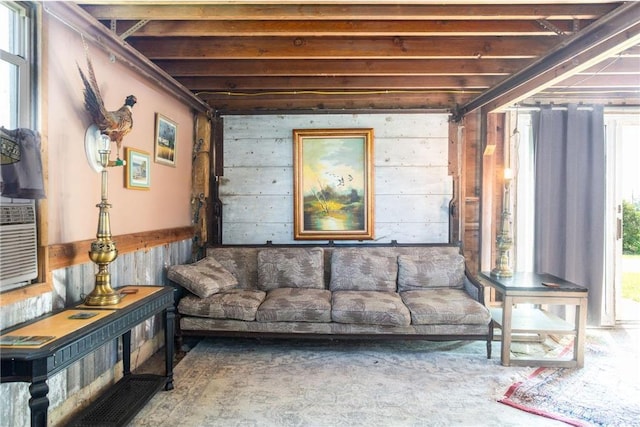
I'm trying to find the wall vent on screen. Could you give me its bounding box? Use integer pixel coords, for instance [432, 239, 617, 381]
[0, 200, 38, 291]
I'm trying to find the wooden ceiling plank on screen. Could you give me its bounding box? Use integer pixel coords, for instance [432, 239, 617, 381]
[153, 58, 528, 77]
[123, 19, 584, 37]
[130, 36, 557, 59]
[177, 75, 503, 91]
[80, 4, 618, 21]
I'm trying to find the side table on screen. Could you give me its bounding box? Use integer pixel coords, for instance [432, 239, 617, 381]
[480, 272, 588, 368]
[0, 286, 175, 427]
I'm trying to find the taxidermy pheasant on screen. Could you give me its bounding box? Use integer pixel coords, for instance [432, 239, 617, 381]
[78, 53, 136, 160]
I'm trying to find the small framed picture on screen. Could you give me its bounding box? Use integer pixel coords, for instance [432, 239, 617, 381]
[154, 113, 177, 166]
[124, 147, 151, 190]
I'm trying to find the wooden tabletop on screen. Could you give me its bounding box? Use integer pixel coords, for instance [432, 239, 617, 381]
[0, 310, 115, 348]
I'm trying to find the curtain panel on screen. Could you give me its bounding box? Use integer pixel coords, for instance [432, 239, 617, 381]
[533, 104, 606, 326]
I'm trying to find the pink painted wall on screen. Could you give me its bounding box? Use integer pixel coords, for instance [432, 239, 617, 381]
[46, 15, 193, 245]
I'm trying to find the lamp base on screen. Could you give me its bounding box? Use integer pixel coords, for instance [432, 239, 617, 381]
[84, 285, 123, 306]
[490, 267, 513, 278]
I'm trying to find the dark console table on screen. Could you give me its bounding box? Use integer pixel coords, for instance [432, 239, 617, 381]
[0, 286, 175, 427]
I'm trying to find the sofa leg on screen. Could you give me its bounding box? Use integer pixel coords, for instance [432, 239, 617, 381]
[487, 321, 494, 359]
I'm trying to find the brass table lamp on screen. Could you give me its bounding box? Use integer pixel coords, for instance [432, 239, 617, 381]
[491, 168, 514, 278]
[83, 126, 123, 305]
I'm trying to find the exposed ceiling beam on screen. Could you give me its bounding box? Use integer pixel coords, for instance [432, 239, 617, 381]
[79, 4, 618, 21]
[180, 75, 502, 91]
[131, 36, 557, 60]
[114, 19, 585, 37]
[200, 91, 478, 112]
[454, 1, 640, 119]
[153, 58, 525, 77]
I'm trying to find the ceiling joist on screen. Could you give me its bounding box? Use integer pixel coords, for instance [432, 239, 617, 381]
[75, 1, 640, 114]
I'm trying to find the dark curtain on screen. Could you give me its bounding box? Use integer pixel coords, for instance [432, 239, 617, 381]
[533, 104, 605, 326]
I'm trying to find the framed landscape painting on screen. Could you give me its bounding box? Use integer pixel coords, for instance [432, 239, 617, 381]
[293, 128, 374, 240]
[124, 147, 150, 190]
[154, 113, 177, 166]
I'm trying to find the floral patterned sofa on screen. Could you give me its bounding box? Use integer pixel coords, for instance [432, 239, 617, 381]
[168, 244, 493, 358]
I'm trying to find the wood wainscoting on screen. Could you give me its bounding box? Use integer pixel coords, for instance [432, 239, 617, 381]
[48, 226, 195, 270]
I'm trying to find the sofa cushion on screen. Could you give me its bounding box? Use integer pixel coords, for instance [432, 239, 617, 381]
[256, 288, 332, 323]
[257, 247, 325, 291]
[331, 290, 411, 326]
[177, 289, 267, 321]
[400, 289, 491, 325]
[397, 254, 465, 292]
[330, 250, 398, 292]
[167, 256, 238, 298]
[207, 247, 259, 290]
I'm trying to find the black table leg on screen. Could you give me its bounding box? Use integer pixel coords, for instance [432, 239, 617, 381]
[28, 359, 49, 427]
[164, 305, 175, 391]
[123, 330, 132, 376]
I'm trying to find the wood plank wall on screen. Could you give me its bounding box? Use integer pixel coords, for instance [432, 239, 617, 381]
[220, 113, 453, 244]
[458, 111, 507, 278]
[462, 112, 481, 275]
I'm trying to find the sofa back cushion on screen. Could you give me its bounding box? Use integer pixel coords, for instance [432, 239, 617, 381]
[207, 247, 259, 289]
[397, 253, 465, 292]
[330, 249, 398, 292]
[257, 247, 325, 291]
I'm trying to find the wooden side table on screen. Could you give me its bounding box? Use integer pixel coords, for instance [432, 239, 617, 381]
[480, 272, 588, 368]
[0, 286, 175, 427]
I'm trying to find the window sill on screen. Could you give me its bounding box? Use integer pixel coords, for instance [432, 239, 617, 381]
[0, 282, 53, 307]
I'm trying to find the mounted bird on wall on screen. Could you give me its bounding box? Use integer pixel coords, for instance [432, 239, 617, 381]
[78, 46, 136, 164]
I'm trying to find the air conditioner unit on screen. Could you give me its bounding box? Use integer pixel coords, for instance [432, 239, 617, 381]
[0, 200, 38, 291]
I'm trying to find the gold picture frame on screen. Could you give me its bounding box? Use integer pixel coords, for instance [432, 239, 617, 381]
[124, 147, 151, 190]
[293, 128, 374, 240]
[154, 113, 177, 166]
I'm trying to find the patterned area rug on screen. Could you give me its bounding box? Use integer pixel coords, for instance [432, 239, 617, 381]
[128, 338, 565, 426]
[499, 328, 640, 427]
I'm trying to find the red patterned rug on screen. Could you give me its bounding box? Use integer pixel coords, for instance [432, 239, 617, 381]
[499, 330, 640, 426]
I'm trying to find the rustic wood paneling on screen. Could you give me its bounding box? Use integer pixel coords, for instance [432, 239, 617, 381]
[221, 113, 451, 244]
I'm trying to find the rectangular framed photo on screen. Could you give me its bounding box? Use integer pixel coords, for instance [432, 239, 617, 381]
[154, 113, 177, 166]
[124, 147, 151, 190]
[293, 128, 374, 240]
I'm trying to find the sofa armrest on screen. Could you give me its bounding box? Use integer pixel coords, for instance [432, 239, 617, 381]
[463, 269, 485, 304]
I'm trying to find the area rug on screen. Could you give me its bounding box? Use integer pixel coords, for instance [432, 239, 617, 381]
[128, 338, 562, 426]
[499, 329, 640, 427]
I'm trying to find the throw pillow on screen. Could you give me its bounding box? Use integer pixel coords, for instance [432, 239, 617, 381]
[397, 253, 465, 292]
[167, 256, 238, 298]
[257, 247, 325, 291]
[330, 250, 398, 292]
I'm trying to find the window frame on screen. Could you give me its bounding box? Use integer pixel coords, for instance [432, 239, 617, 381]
[1, 1, 43, 295]
[1, 1, 33, 129]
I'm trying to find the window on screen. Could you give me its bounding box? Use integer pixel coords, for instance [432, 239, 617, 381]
[1, 1, 38, 292]
[1, 1, 32, 129]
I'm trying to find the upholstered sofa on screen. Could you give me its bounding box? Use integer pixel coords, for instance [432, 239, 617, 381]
[168, 244, 493, 358]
